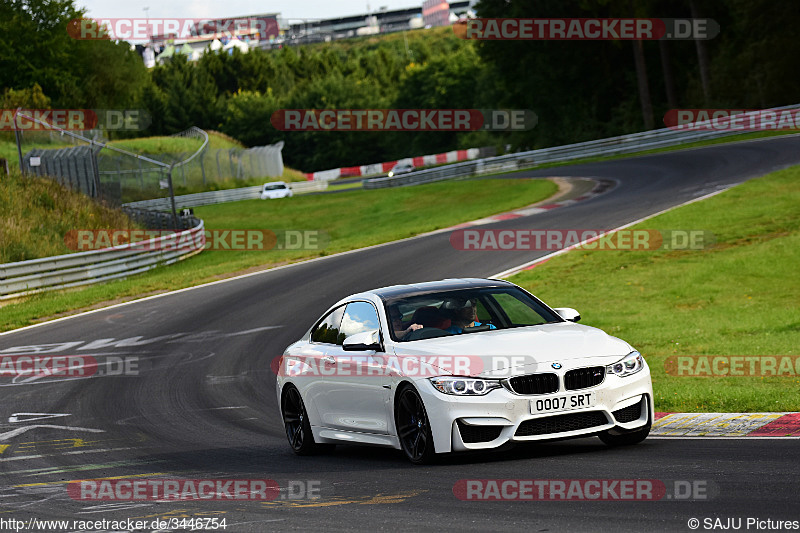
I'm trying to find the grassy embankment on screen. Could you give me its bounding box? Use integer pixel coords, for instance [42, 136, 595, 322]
[509, 166, 800, 412]
[0, 177, 557, 331]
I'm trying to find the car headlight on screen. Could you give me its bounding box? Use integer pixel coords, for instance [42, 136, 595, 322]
[429, 377, 502, 396]
[388, 171, 394, 177]
[606, 351, 644, 377]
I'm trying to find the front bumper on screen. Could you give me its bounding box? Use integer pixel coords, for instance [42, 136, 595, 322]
[415, 364, 653, 453]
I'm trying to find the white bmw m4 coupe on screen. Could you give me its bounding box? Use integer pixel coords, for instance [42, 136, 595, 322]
[276, 278, 653, 464]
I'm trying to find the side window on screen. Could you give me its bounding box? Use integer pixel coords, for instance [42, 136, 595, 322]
[340, 301, 380, 341]
[475, 299, 492, 323]
[311, 306, 345, 345]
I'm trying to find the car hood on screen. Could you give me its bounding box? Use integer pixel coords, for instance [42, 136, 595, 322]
[391, 322, 633, 378]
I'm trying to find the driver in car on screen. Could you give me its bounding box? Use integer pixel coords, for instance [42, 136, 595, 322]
[446, 299, 497, 334]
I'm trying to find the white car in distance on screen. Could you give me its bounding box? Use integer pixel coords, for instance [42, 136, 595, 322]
[387, 162, 415, 177]
[260, 181, 293, 200]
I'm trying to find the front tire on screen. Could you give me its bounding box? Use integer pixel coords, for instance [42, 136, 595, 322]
[282, 386, 330, 455]
[599, 421, 651, 446]
[395, 385, 437, 465]
[600, 398, 652, 446]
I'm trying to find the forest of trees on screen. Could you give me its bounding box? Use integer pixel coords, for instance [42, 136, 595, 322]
[3, 0, 799, 171]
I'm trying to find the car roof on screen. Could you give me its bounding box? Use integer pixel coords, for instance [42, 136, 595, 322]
[365, 278, 513, 301]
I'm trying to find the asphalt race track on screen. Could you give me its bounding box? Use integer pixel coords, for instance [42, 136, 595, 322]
[2, 136, 800, 532]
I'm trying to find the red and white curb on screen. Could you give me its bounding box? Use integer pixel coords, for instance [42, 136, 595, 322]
[652, 412, 800, 437]
[304, 148, 482, 181]
[450, 178, 615, 229]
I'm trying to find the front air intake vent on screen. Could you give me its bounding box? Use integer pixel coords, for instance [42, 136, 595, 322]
[507, 373, 559, 395]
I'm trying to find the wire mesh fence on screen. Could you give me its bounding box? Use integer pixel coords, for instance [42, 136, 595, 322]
[10, 111, 284, 210]
[96, 140, 286, 204]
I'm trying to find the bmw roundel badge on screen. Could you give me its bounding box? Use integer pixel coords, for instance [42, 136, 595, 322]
[552, 362, 562, 369]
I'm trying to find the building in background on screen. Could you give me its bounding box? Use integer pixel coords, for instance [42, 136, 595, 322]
[140, 2, 476, 64]
[147, 14, 280, 64]
[271, 1, 474, 48]
[422, 0, 451, 27]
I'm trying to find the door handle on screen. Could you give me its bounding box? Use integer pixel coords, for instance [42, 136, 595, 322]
[321, 356, 336, 365]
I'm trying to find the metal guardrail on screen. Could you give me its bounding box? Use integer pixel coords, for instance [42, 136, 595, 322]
[123, 180, 328, 211]
[363, 104, 800, 189]
[122, 209, 200, 231]
[0, 219, 206, 300]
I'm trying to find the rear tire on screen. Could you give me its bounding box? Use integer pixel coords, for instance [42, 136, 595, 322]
[394, 385, 437, 465]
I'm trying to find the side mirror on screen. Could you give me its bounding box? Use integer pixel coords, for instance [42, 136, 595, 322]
[554, 308, 581, 322]
[342, 330, 382, 351]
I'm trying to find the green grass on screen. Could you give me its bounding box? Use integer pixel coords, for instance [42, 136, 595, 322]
[0, 170, 139, 263]
[0, 178, 557, 331]
[326, 181, 364, 192]
[0, 137, 68, 163]
[106, 129, 244, 154]
[508, 166, 800, 413]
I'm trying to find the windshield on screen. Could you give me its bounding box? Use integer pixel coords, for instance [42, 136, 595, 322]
[384, 287, 562, 342]
[264, 183, 286, 190]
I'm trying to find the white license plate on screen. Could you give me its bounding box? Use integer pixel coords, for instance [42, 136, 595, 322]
[530, 392, 596, 414]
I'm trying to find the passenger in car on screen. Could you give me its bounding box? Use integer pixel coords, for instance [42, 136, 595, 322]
[411, 306, 452, 330]
[389, 305, 423, 339]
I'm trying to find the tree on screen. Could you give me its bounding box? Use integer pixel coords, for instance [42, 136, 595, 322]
[1, 83, 51, 108]
[0, 0, 148, 109]
[220, 89, 283, 147]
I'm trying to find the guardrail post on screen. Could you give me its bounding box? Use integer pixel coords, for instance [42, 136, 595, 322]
[199, 149, 207, 186]
[14, 109, 24, 176]
[167, 167, 180, 231]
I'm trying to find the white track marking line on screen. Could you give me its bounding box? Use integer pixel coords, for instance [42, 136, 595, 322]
[0, 446, 144, 462]
[0, 178, 596, 337]
[0, 425, 104, 441]
[491, 186, 733, 278]
[226, 326, 282, 336]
